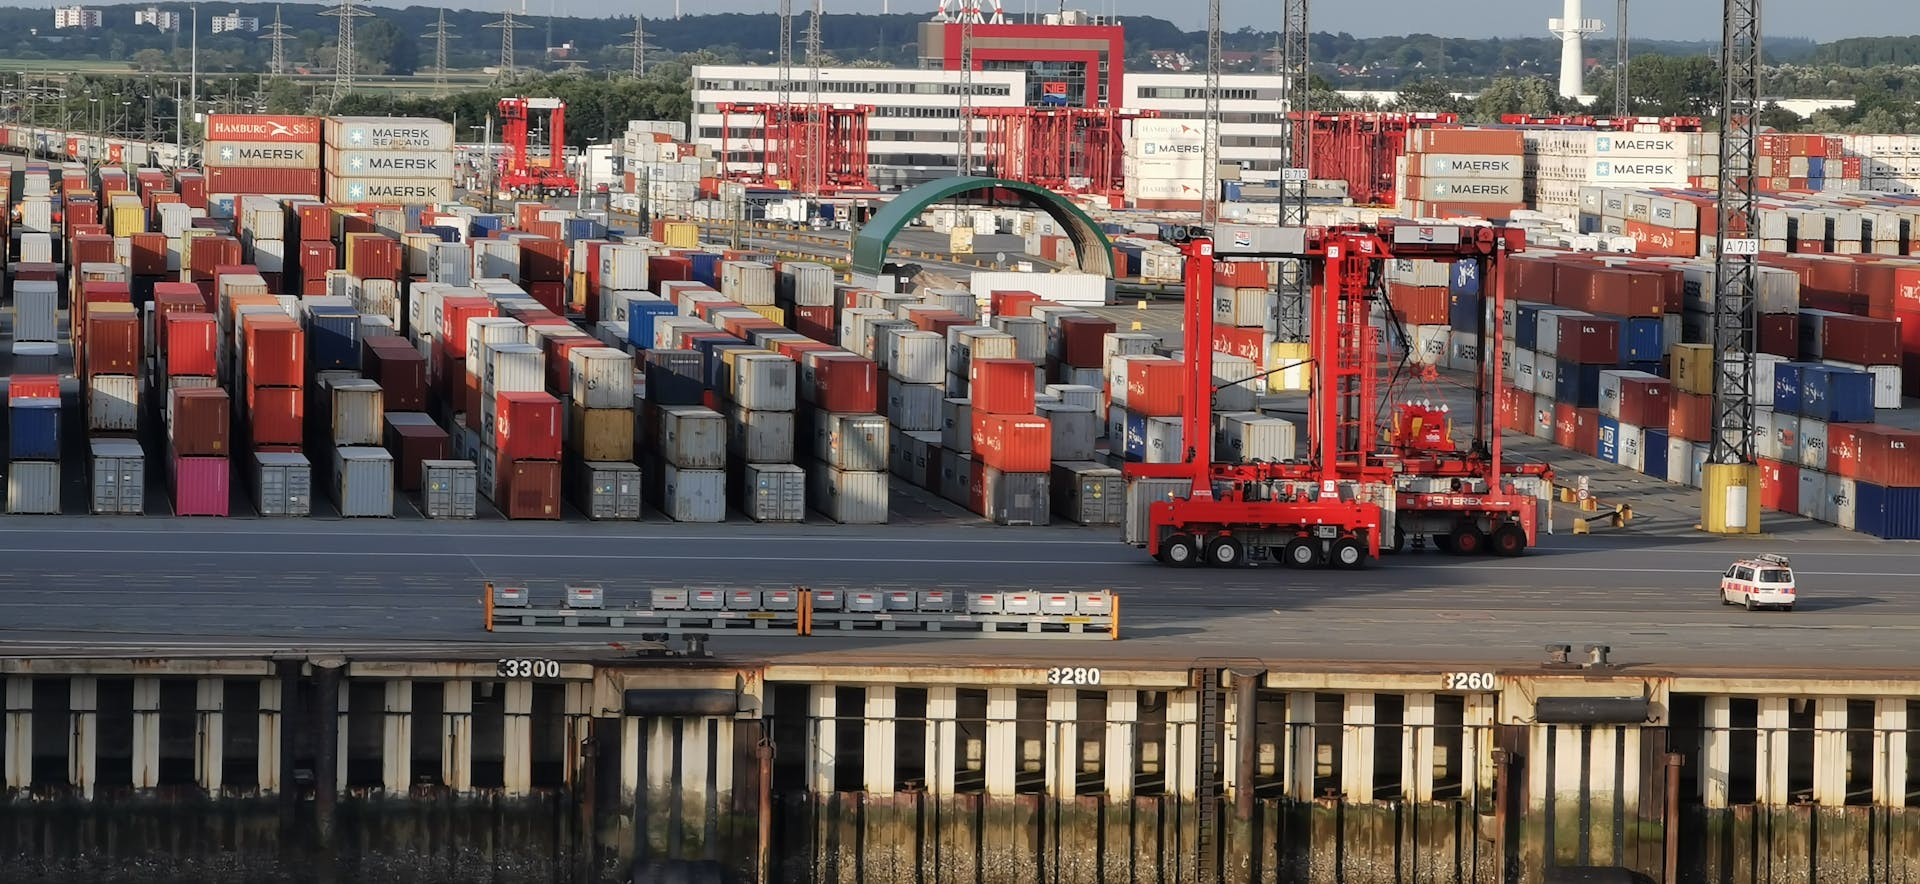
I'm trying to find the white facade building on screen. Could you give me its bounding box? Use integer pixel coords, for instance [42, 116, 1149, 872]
[53, 6, 102, 29]
[209, 9, 259, 33]
[133, 6, 182, 31]
[690, 64, 1297, 192]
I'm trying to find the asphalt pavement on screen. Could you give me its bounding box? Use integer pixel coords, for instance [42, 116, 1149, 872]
[0, 515, 1912, 673]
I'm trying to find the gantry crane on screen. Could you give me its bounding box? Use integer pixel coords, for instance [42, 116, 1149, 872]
[1121, 222, 1551, 570]
[496, 96, 577, 198]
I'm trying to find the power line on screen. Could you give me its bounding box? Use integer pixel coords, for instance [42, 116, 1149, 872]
[1200, 0, 1220, 222]
[320, 0, 374, 107]
[1275, 0, 1310, 343]
[422, 9, 460, 96]
[1614, 0, 1630, 117]
[260, 5, 295, 79]
[485, 1, 533, 83]
[957, 3, 974, 177]
[622, 16, 650, 79]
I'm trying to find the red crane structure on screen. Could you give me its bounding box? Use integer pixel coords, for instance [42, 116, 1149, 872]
[976, 106, 1150, 199]
[1288, 111, 1458, 206]
[496, 97, 578, 198]
[715, 102, 873, 195]
[1122, 221, 1552, 570]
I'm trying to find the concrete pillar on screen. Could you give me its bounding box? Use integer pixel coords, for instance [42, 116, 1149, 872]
[1756, 697, 1789, 806]
[195, 679, 224, 794]
[257, 677, 282, 794]
[502, 681, 533, 796]
[564, 682, 593, 789]
[1340, 692, 1376, 803]
[1403, 692, 1436, 802]
[1587, 726, 1621, 865]
[1876, 699, 1908, 808]
[1284, 691, 1315, 802]
[863, 686, 897, 794]
[646, 717, 675, 813]
[1812, 697, 1848, 806]
[925, 686, 957, 797]
[807, 685, 837, 796]
[1701, 696, 1731, 809]
[984, 687, 1019, 797]
[620, 715, 642, 808]
[69, 677, 97, 799]
[1464, 694, 1496, 800]
[382, 680, 413, 794]
[335, 679, 351, 793]
[1045, 688, 1077, 798]
[6, 678, 32, 791]
[1166, 688, 1198, 801]
[710, 717, 734, 808]
[442, 680, 473, 794]
[1103, 689, 1137, 801]
[130, 678, 161, 790]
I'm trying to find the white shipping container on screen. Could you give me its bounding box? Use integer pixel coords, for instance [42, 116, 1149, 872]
[326, 177, 454, 205]
[1800, 418, 1829, 472]
[1218, 412, 1296, 462]
[573, 461, 643, 521]
[430, 242, 474, 285]
[888, 331, 946, 384]
[727, 406, 795, 463]
[947, 327, 1018, 375]
[325, 116, 457, 151]
[599, 244, 651, 294]
[18, 232, 52, 264]
[817, 412, 889, 472]
[1212, 286, 1270, 328]
[886, 379, 943, 432]
[732, 353, 798, 411]
[808, 463, 889, 524]
[1513, 349, 1538, 394]
[333, 446, 395, 517]
[1044, 384, 1102, 413]
[570, 347, 635, 409]
[473, 239, 521, 281]
[941, 397, 973, 453]
[1401, 178, 1523, 204]
[740, 462, 806, 523]
[329, 378, 386, 446]
[87, 374, 141, 433]
[326, 150, 457, 178]
[422, 459, 478, 519]
[253, 451, 313, 517]
[7, 461, 60, 514]
[206, 141, 321, 168]
[970, 270, 1112, 308]
[13, 281, 59, 343]
[1144, 416, 1184, 464]
[720, 260, 777, 306]
[1415, 153, 1524, 180]
[659, 406, 727, 469]
[779, 262, 835, 307]
[660, 465, 726, 522]
[1037, 402, 1098, 461]
[1404, 325, 1449, 367]
[89, 438, 146, 515]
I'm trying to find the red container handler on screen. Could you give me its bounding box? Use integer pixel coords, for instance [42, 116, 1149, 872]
[971, 413, 1053, 472]
[170, 388, 232, 456]
[163, 313, 219, 378]
[362, 337, 429, 411]
[1555, 315, 1620, 365]
[1122, 358, 1184, 417]
[970, 358, 1038, 415]
[1616, 376, 1670, 429]
[495, 391, 563, 462]
[243, 316, 305, 387]
[497, 460, 562, 519]
[385, 418, 450, 492]
[1055, 315, 1117, 368]
[808, 353, 879, 414]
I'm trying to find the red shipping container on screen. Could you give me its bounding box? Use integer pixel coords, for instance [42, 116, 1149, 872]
[14, 263, 60, 284]
[1621, 220, 1698, 259]
[1667, 391, 1714, 442]
[528, 280, 567, 313]
[1215, 261, 1270, 288]
[1056, 314, 1117, 368]
[170, 454, 230, 517]
[1820, 315, 1900, 365]
[163, 313, 218, 378]
[1554, 403, 1579, 449]
[84, 313, 141, 377]
[1122, 358, 1184, 417]
[70, 234, 115, 267]
[497, 459, 562, 520]
[1826, 424, 1865, 479]
[298, 240, 337, 279]
[203, 167, 322, 197]
[293, 202, 333, 242]
[1389, 284, 1450, 325]
[811, 353, 880, 413]
[170, 388, 231, 456]
[1894, 266, 1920, 314]
[176, 173, 207, 209]
[971, 358, 1038, 415]
[9, 375, 60, 401]
[385, 419, 449, 492]
[244, 316, 305, 386]
[246, 385, 304, 447]
[1501, 387, 1534, 433]
[1616, 376, 1670, 429]
[909, 308, 970, 337]
[439, 297, 501, 357]
[971, 413, 1053, 472]
[129, 232, 169, 276]
[1573, 407, 1601, 456]
[794, 304, 837, 343]
[542, 336, 599, 395]
[1556, 315, 1620, 365]
[349, 236, 402, 281]
[990, 291, 1042, 318]
[189, 235, 243, 281]
[495, 391, 563, 462]
[154, 284, 206, 316]
[519, 237, 568, 282]
[363, 339, 428, 411]
[1757, 458, 1799, 513]
[647, 255, 693, 293]
[1851, 424, 1920, 488]
[1212, 326, 1265, 365]
[1756, 314, 1799, 359]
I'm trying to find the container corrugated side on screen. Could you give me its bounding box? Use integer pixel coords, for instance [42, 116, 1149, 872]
[329, 378, 386, 446]
[87, 374, 141, 432]
[572, 461, 643, 521]
[815, 412, 889, 472]
[659, 406, 727, 469]
[422, 459, 478, 519]
[885, 379, 943, 432]
[7, 461, 60, 514]
[1051, 461, 1125, 526]
[89, 438, 145, 515]
[333, 446, 395, 517]
[569, 347, 635, 409]
[732, 353, 798, 411]
[1126, 477, 1192, 546]
[740, 462, 806, 523]
[661, 464, 726, 522]
[727, 406, 795, 464]
[252, 451, 313, 517]
[807, 461, 888, 524]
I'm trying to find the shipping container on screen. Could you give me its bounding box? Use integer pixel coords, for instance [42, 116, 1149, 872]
[1217, 412, 1297, 462]
[808, 353, 880, 414]
[815, 412, 888, 472]
[807, 462, 889, 524]
[732, 352, 798, 411]
[331, 447, 395, 517]
[569, 402, 635, 463]
[661, 464, 726, 522]
[971, 466, 1050, 525]
[385, 413, 449, 492]
[88, 438, 146, 515]
[327, 378, 385, 446]
[1799, 367, 1874, 424]
[969, 358, 1038, 415]
[9, 398, 60, 461]
[570, 347, 635, 409]
[6, 461, 60, 514]
[887, 330, 946, 384]
[739, 462, 806, 523]
[252, 451, 313, 517]
[1855, 482, 1920, 540]
[571, 461, 643, 521]
[1036, 402, 1097, 461]
[727, 406, 795, 464]
[87, 374, 140, 433]
[170, 454, 231, 516]
[422, 459, 478, 519]
[495, 392, 563, 463]
[885, 379, 943, 432]
[659, 406, 727, 469]
[1050, 461, 1124, 525]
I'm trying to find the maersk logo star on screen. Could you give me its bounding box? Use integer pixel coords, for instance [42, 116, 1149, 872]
[348, 183, 367, 200]
[219, 146, 235, 161]
[349, 129, 367, 145]
[349, 156, 366, 171]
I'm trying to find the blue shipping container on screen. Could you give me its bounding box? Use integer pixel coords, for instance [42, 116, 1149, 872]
[1556, 363, 1607, 409]
[1449, 259, 1483, 296]
[1855, 481, 1920, 540]
[1643, 429, 1670, 479]
[1623, 317, 1665, 362]
[565, 217, 608, 242]
[1448, 291, 1483, 331]
[1808, 157, 1826, 178]
[1623, 360, 1663, 377]
[1773, 363, 1808, 415]
[1123, 411, 1148, 461]
[1800, 366, 1875, 424]
[1597, 415, 1621, 463]
[1515, 302, 1547, 350]
[9, 398, 60, 461]
[688, 253, 722, 286]
[469, 215, 505, 236]
[421, 225, 461, 243]
[306, 306, 362, 371]
[626, 301, 681, 350]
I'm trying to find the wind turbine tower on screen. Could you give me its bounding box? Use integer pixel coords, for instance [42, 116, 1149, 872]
[1548, 0, 1604, 100]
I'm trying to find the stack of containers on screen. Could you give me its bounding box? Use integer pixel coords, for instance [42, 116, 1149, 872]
[7, 380, 61, 514]
[1398, 129, 1527, 219]
[1106, 354, 1183, 465]
[654, 404, 728, 522]
[322, 116, 458, 206]
[202, 114, 323, 200]
[494, 388, 564, 520]
[323, 372, 393, 518]
[83, 299, 142, 442]
[567, 346, 642, 521]
[793, 333, 888, 526]
[167, 386, 231, 517]
[729, 350, 804, 523]
[968, 356, 1051, 525]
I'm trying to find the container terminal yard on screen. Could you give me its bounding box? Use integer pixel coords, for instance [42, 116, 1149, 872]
[8, 2, 1920, 883]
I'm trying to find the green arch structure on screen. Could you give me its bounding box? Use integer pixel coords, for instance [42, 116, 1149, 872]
[850, 176, 1117, 279]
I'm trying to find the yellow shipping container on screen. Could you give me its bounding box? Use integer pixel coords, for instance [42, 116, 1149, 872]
[1267, 342, 1312, 392]
[569, 401, 635, 462]
[950, 227, 975, 254]
[571, 271, 588, 313]
[111, 199, 145, 237]
[1671, 343, 1714, 396]
[660, 221, 699, 250]
[746, 304, 786, 325]
[1700, 462, 1762, 534]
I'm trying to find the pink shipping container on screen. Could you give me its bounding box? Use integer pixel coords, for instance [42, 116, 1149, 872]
[171, 454, 231, 516]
